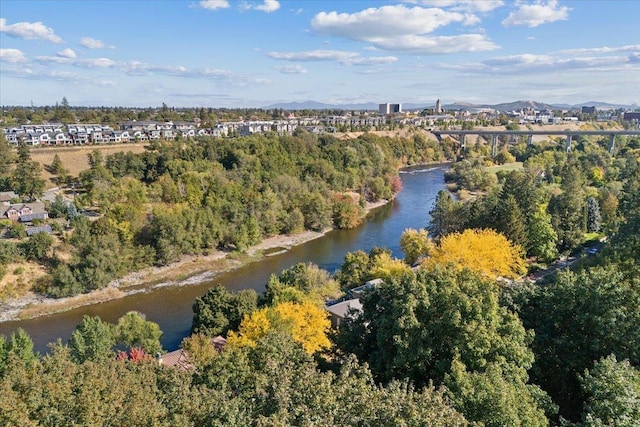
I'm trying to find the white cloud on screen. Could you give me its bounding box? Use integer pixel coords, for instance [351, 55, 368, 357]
[0, 48, 27, 63]
[0, 18, 62, 43]
[368, 33, 498, 53]
[255, 0, 280, 13]
[275, 64, 307, 74]
[122, 61, 269, 86]
[439, 45, 640, 75]
[35, 55, 117, 68]
[311, 5, 496, 54]
[240, 0, 280, 13]
[312, 5, 467, 39]
[558, 44, 640, 55]
[502, 0, 570, 27]
[80, 37, 114, 49]
[57, 48, 77, 59]
[415, 1, 504, 13]
[267, 49, 398, 66]
[199, 0, 230, 10]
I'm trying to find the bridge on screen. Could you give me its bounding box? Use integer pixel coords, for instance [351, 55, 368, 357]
[431, 129, 640, 155]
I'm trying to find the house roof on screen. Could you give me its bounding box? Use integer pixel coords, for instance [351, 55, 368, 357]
[158, 335, 227, 371]
[326, 298, 363, 319]
[0, 191, 17, 202]
[349, 278, 383, 299]
[26, 225, 53, 236]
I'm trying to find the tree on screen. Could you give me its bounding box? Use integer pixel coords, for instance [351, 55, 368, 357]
[264, 262, 340, 305]
[12, 144, 45, 201]
[494, 148, 516, 165]
[548, 164, 587, 251]
[586, 197, 602, 233]
[68, 315, 116, 363]
[428, 190, 464, 238]
[400, 228, 432, 265]
[6, 328, 37, 368]
[367, 250, 412, 282]
[509, 265, 640, 421]
[526, 207, 559, 262]
[0, 131, 15, 189]
[332, 194, 364, 229]
[20, 232, 54, 261]
[335, 250, 370, 291]
[495, 194, 528, 249]
[337, 267, 548, 426]
[580, 355, 640, 427]
[191, 285, 258, 336]
[446, 358, 550, 426]
[115, 311, 163, 355]
[425, 228, 526, 279]
[228, 300, 331, 354]
[50, 154, 65, 176]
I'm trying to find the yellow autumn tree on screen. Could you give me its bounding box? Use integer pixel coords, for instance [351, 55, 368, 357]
[369, 251, 412, 281]
[424, 228, 526, 279]
[274, 301, 331, 354]
[227, 300, 331, 354]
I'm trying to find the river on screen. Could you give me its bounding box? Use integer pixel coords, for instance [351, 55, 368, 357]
[0, 165, 447, 353]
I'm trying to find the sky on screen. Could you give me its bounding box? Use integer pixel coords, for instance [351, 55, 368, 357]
[1, 0, 639, 108]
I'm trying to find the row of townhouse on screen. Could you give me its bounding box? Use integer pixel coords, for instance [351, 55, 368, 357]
[2, 116, 372, 145]
[320, 116, 384, 127]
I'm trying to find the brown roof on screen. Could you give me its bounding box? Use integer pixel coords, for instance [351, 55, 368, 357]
[158, 335, 227, 371]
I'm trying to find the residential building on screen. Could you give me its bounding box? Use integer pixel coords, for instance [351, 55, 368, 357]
[1, 202, 49, 222]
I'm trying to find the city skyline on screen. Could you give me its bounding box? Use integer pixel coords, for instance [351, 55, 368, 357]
[1, 0, 639, 108]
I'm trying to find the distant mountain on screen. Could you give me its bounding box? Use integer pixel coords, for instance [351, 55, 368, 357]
[263, 99, 636, 112]
[481, 100, 557, 112]
[263, 100, 379, 111]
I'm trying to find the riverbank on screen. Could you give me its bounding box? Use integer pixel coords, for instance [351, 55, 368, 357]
[0, 199, 389, 323]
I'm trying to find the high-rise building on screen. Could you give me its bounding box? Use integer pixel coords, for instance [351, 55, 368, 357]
[379, 103, 402, 115]
[435, 99, 442, 113]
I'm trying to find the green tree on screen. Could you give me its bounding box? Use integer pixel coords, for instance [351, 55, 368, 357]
[337, 267, 548, 425]
[69, 315, 116, 363]
[580, 354, 640, 427]
[509, 265, 640, 421]
[263, 262, 340, 305]
[335, 250, 371, 291]
[0, 131, 15, 189]
[428, 190, 463, 238]
[495, 194, 528, 249]
[115, 311, 163, 355]
[399, 228, 432, 265]
[548, 164, 587, 251]
[20, 232, 54, 261]
[6, 328, 37, 368]
[527, 207, 559, 262]
[12, 145, 45, 201]
[191, 285, 258, 336]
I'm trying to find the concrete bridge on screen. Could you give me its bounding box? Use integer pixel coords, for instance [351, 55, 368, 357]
[431, 129, 640, 155]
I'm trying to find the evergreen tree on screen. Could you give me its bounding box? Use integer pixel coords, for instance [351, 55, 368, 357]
[586, 197, 602, 233]
[496, 194, 528, 249]
[12, 144, 45, 201]
[429, 190, 463, 238]
[548, 164, 587, 252]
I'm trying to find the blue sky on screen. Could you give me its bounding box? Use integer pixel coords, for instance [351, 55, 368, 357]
[1, 0, 639, 108]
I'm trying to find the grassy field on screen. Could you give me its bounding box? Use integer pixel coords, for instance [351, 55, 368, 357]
[486, 162, 524, 173]
[30, 143, 149, 189]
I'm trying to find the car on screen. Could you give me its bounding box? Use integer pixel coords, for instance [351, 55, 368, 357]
[588, 247, 599, 255]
